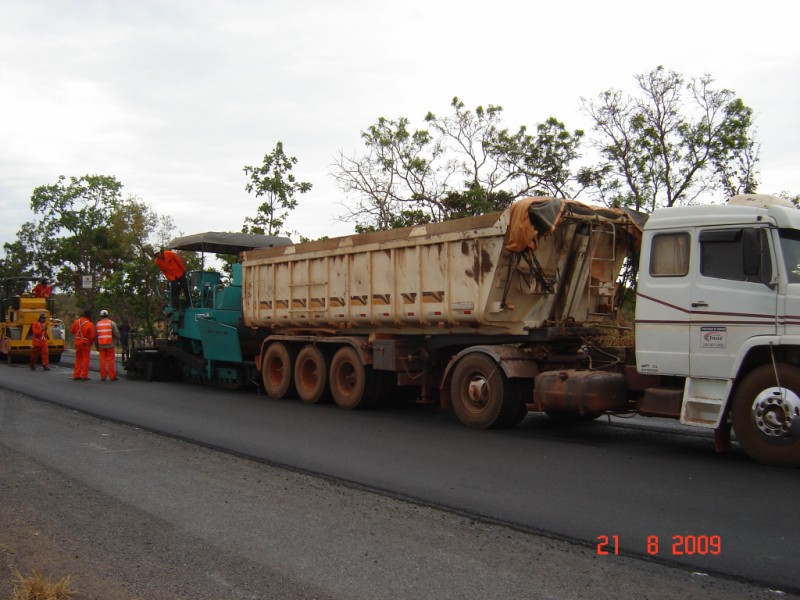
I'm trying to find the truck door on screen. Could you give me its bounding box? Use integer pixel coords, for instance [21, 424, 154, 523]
[689, 227, 777, 378]
[635, 230, 692, 376]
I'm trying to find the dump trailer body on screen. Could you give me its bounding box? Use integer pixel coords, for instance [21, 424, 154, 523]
[241, 198, 642, 336]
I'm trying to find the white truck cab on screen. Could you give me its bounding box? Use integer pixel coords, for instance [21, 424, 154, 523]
[636, 194, 800, 466]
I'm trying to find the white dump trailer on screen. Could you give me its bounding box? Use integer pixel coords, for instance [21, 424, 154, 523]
[242, 198, 638, 336]
[241, 197, 642, 430]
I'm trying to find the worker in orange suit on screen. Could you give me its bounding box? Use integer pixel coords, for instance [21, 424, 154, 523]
[32, 278, 52, 298]
[29, 313, 50, 371]
[155, 248, 189, 308]
[70, 308, 95, 381]
[95, 309, 120, 381]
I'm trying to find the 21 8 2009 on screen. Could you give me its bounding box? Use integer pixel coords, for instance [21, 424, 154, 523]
[596, 534, 722, 556]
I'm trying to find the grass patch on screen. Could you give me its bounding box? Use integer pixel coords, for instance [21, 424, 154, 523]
[11, 569, 73, 600]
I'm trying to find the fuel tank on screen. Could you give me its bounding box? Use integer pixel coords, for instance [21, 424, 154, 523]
[534, 369, 628, 417]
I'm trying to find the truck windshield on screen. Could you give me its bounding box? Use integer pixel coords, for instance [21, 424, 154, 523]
[779, 229, 800, 283]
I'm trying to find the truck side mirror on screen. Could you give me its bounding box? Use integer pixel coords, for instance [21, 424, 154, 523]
[742, 229, 761, 276]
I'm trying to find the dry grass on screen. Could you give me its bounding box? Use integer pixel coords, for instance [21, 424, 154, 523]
[11, 569, 74, 600]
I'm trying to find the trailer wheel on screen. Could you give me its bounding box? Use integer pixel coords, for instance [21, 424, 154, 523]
[295, 345, 330, 404]
[330, 346, 375, 410]
[262, 342, 296, 400]
[732, 363, 800, 468]
[450, 353, 522, 429]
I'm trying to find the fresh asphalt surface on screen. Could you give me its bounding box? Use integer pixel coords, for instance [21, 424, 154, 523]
[3, 351, 800, 594]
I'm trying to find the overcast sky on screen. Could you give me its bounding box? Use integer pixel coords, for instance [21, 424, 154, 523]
[2, 0, 798, 250]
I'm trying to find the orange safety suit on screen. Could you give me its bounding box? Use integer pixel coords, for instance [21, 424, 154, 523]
[155, 250, 186, 280]
[156, 250, 189, 308]
[29, 319, 50, 369]
[32, 283, 52, 298]
[95, 317, 120, 381]
[70, 316, 95, 380]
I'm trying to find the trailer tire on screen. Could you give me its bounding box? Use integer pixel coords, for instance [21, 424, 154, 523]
[295, 345, 330, 404]
[262, 342, 296, 400]
[732, 363, 800, 468]
[330, 346, 375, 410]
[450, 353, 522, 429]
[508, 379, 532, 426]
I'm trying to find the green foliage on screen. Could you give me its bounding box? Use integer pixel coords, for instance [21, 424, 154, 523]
[28, 174, 127, 308]
[442, 184, 515, 220]
[581, 66, 760, 212]
[242, 141, 312, 236]
[334, 97, 584, 231]
[2, 175, 173, 339]
[333, 116, 442, 231]
[0, 237, 36, 281]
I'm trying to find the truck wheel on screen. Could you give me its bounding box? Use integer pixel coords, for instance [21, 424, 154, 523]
[262, 342, 296, 400]
[450, 353, 522, 429]
[330, 346, 375, 410]
[732, 364, 800, 468]
[294, 345, 330, 404]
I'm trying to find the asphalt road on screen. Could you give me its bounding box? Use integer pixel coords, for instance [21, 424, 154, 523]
[2, 353, 799, 595]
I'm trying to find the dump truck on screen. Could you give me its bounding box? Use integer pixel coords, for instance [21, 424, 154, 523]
[0, 277, 66, 364]
[239, 194, 800, 467]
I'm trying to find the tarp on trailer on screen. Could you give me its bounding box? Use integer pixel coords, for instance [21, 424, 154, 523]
[504, 196, 648, 253]
[167, 232, 293, 255]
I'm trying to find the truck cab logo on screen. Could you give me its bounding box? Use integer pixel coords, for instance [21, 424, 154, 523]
[700, 326, 727, 348]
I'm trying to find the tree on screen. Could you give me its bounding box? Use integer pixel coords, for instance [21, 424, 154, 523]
[28, 175, 128, 309]
[91, 197, 169, 338]
[0, 236, 37, 282]
[333, 97, 583, 231]
[580, 66, 759, 212]
[427, 99, 582, 207]
[2, 175, 173, 341]
[332, 116, 446, 231]
[243, 142, 312, 236]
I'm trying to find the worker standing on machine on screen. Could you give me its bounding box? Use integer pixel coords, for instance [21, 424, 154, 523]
[29, 313, 50, 370]
[32, 278, 52, 298]
[70, 309, 95, 381]
[154, 249, 189, 309]
[95, 309, 120, 381]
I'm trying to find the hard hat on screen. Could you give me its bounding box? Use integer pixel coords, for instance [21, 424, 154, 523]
[100, 309, 109, 316]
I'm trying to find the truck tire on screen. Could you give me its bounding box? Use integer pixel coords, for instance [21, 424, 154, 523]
[330, 346, 376, 410]
[450, 353, 522, 429]
[294, 345, 330, 404]
[262, 342, 296, 400]
[732, 363, 800, 468]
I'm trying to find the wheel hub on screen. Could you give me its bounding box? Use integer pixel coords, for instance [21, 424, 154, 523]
[751, 387, 800, 438]
[467, 376, 489, 408]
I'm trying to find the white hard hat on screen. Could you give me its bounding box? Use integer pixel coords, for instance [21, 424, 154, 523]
[100, 309, 109, 316]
